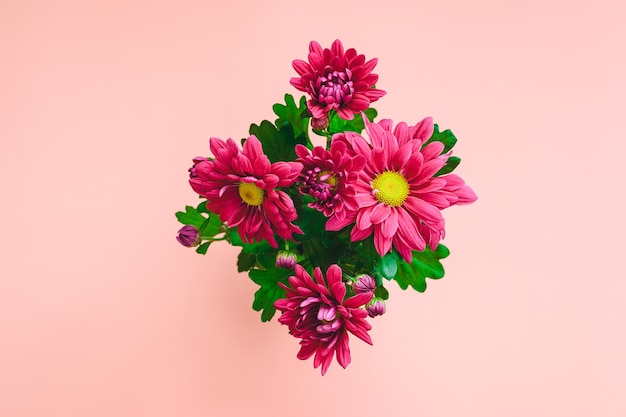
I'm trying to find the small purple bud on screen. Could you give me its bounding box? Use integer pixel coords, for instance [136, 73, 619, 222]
[176, 225, 201, 247]
[311, 115, 329, 130]
[367, 297, 386, 318]
[353, 274, 376, 294]
[276, 250, 298, 269]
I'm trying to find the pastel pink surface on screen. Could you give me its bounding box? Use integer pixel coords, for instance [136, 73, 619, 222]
[1, 1, 625, 416]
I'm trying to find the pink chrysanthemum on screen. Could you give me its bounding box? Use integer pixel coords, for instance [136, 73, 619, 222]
[189, 136, 303, 248]
[290, 39, 386, 121]
[275, 264, 374, 375]
[295, 140, 366, 220]
[326, 118, 477, 262]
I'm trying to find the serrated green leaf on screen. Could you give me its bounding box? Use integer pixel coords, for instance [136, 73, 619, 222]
[248, 120, 307, 163]
[374, 252, 398, 280]
[256, 252, 279, 269]
[237, 251, 257, 272]
[273, 94, 310, 141]
[425, 124, 457, 153]
[175, 205, 207, 229]
[327, 108, 377, 134]
[176, 203, 223, 239]
[393, 244, 450, 292]
[435, 156, 461, 176]
[228, 228, 275, 254]
[199, 213, 223, 239]
[374, 285, 389, 300]
[195, 241, 210, 255]
[196, 200, 210, 214]
[249, 267, 292, 322]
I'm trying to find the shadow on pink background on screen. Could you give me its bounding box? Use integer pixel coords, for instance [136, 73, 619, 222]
[1, 0, 625, 416]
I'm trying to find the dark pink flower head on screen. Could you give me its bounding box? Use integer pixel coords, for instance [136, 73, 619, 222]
[275, 264, 374, 375]
[326, 117, 478, 263]
[189, 136, 303, 248]
[296, 140, 366, 220]
[290, 39, 386, 120]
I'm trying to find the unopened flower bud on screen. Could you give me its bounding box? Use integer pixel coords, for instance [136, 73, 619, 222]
[311, 115, 329, 130]
[367, 297, 386, 318]
[353, 274, 376, 294]
[176, 225, 201, 247]
[276, 250, 298, 269]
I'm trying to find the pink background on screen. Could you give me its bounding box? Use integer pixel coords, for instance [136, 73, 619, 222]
[2, 0, 625, 416]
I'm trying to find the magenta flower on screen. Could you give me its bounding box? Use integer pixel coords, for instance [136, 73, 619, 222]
[290, 39, 386, 120]
[189, 136, 303, 248]
[296, 140, 366, 220]
[326, 117, 477, 262]
[275, 264, 374, 375]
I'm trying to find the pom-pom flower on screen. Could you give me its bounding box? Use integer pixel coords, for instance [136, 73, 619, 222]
[189, 136, 303, 248]
[175, 39, 477, 375]
[296, 139, 366, 220]
[327, 117, 477, 262]
[275, 264, 374, 375]
[290, 39, 386, 120]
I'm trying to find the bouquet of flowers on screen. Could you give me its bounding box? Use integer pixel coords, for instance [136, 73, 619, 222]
[175, 40, 477, 375]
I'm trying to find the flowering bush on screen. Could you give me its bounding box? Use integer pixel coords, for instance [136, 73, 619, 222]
[175, 39, 477, 375]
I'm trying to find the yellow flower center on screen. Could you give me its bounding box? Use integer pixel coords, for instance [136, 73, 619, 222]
[238, 182, 264, 206]
[320, 171, 337, 187]
[371, 171, 409, 207]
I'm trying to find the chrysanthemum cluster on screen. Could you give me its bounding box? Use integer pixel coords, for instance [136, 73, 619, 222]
[175, 39, 477, 375]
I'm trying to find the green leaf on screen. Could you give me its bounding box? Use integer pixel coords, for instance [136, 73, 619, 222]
[195, 241, 210, 255]
[301, 238, 333, 272]
[273, 94, 310, 141]
[361, 237, 378, 271]
[196, 200, 210, 214]
[256, 252, 279, 269]
[249, 267, 292, 322]
[347, 237, 378, 277]
[321, 229, 344, 252]
[199, 213, 223, 239]
[176, 203, 223, 239]
[248, 120, 307, 163]
[327, 108, 377, 135]
[175, 205, 207, 229]
[425, 124, 457, 153]
[435, 156, 461, 176]
[294, 205, 326, 242]
[393, 244, 450, 292]
[374, 252, 398, 280]
[374, 285, 389, 300]
[228, 228, 275, 254]
[237, 251, 257, 272]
